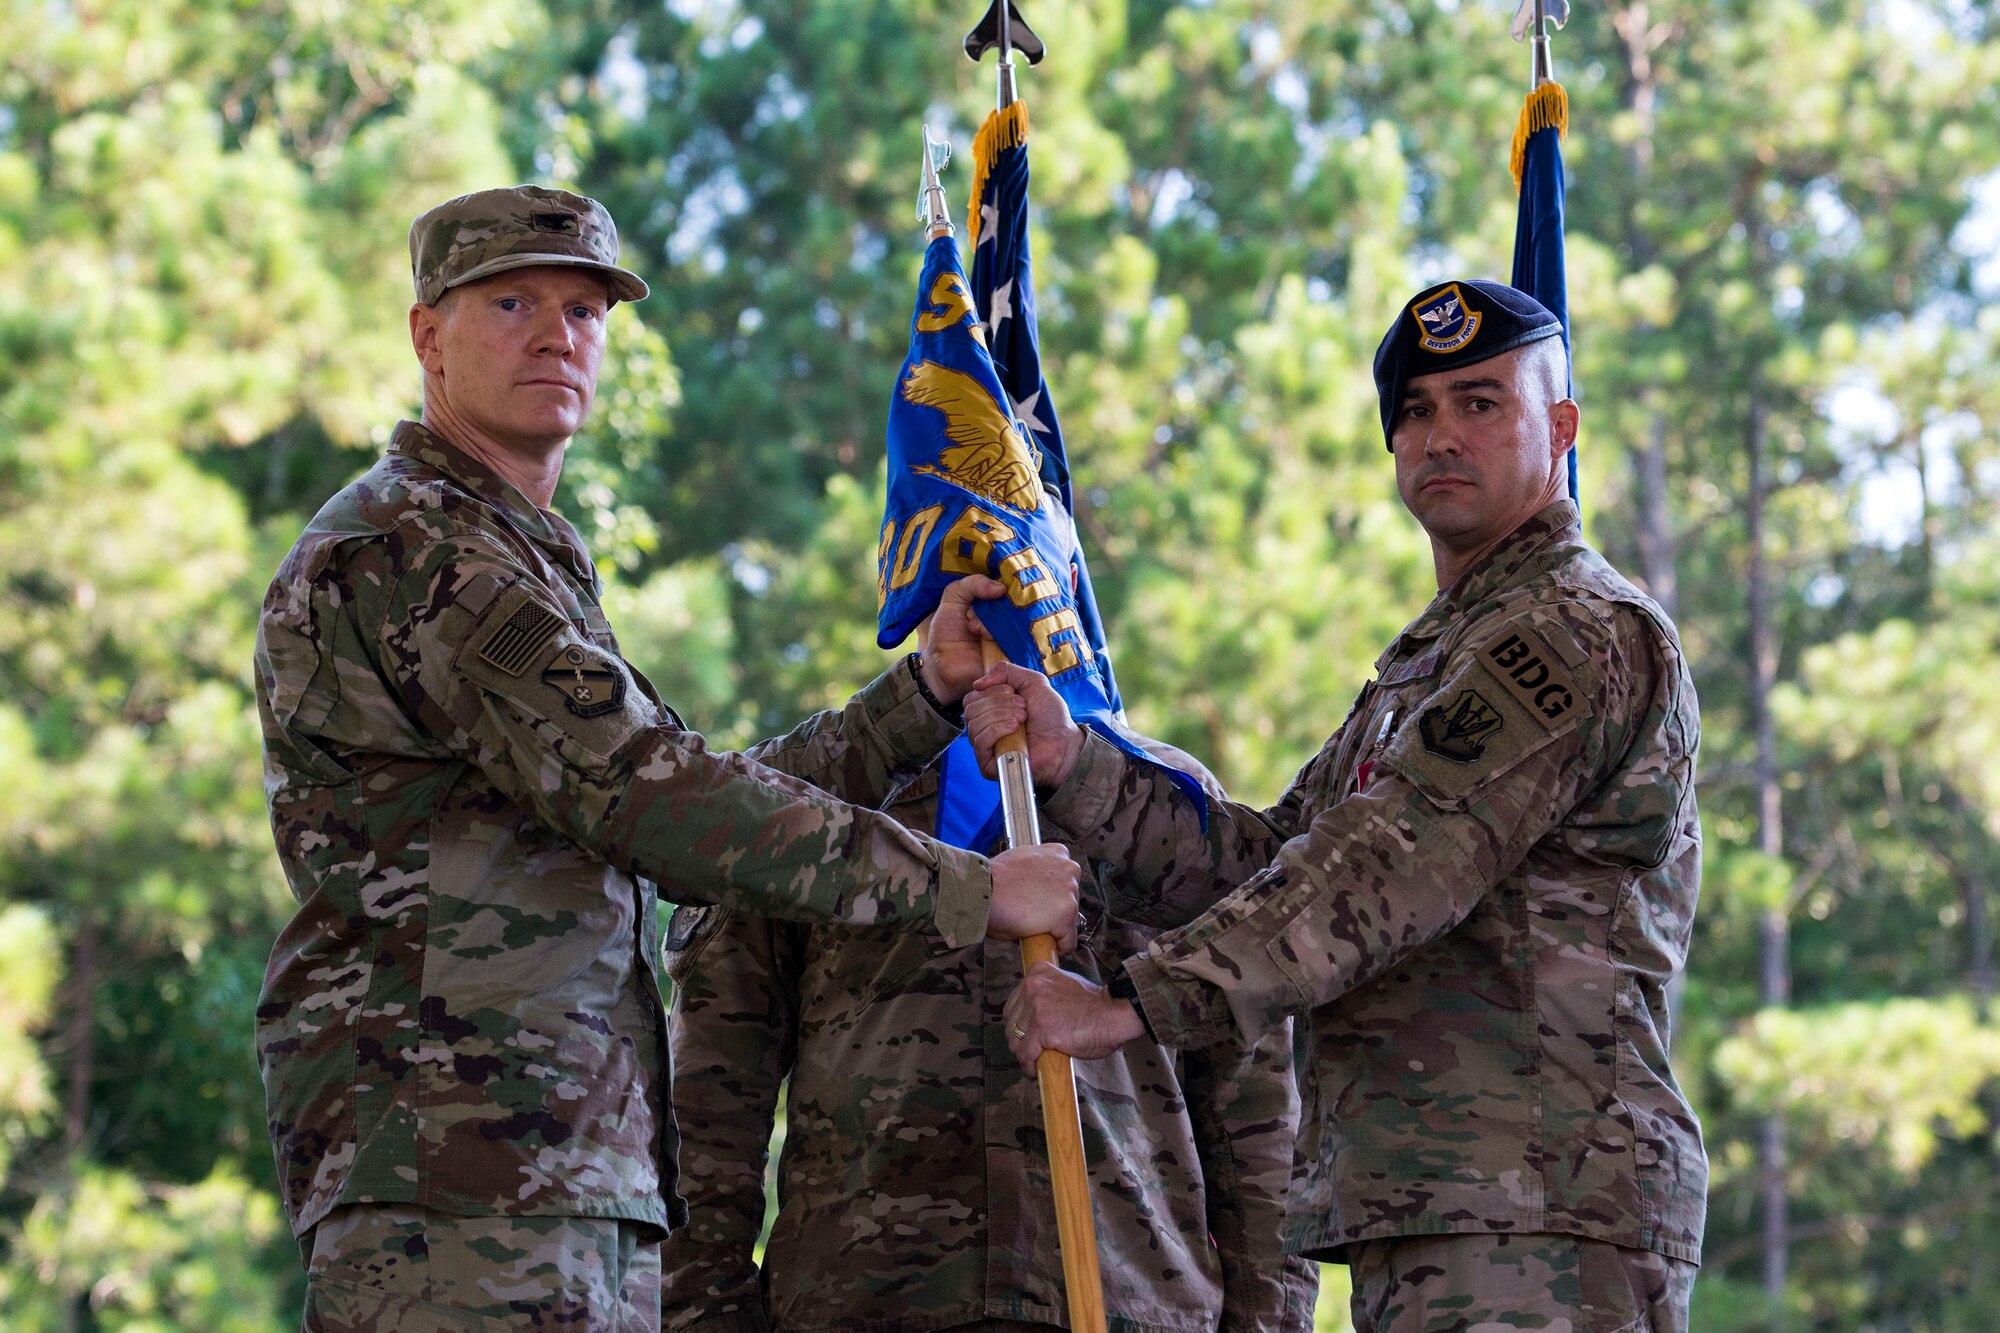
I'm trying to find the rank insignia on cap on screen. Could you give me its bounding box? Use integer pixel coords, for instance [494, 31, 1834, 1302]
[1419, 689, 1504, 762]
[1411, 283, 1482, 354]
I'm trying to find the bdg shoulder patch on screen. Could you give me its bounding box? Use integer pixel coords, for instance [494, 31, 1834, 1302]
[1383, 614, 1595, 808]
[473, 584, 566, 677]
[1474, 623, 1581, 730]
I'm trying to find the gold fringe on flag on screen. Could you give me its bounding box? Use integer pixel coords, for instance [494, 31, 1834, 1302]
[966, 99, 1030, 249]
[1509, 80, 1568, 189]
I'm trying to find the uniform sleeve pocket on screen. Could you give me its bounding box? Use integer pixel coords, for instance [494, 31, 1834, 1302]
[451, 581, 656, 770]
[1379, 617, 1594, 811]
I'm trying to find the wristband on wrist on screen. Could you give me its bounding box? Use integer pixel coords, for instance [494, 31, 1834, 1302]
[905, 652, 964, 726]
[1105, 966, 1157, 1043]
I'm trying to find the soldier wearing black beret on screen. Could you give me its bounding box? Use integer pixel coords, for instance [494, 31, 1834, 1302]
[976, 278, 1708, 1332]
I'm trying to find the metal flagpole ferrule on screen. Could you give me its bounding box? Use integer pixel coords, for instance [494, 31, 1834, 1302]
[1531, 0, 1554, 87]
[994, 0, 1018, 108]
[996, 750, 1041, 848]
[919, 125, 954, 239]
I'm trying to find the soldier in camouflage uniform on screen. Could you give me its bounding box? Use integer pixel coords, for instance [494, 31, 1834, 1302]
[254, 185, 1082, 1332]
[973, 280, 1707, 1331]
[659, 734, 1318, 1333]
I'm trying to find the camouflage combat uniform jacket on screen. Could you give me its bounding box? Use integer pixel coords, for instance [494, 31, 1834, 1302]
[1043, 501, 1707, 1263]
[660, 764, 1319, 1333]
[254, 421, 988, 1241]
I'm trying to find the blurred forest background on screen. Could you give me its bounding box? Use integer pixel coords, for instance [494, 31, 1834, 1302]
[3, 0, 1999, 1328]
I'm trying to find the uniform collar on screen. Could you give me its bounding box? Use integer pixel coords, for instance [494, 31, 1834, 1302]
[387, 420, 598, 585]
[1396, 499, 1582, 646]
[1445, 498, 1581, 609]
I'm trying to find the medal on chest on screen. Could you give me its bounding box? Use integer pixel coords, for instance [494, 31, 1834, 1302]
[1355, 708, 1398, 794]
[1353, 648, 1437, 794]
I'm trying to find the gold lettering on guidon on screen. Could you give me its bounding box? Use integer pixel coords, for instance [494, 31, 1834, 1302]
[1031, 607, 1094, 676]
[878, 499, 1092, 677]
[889, 505, 943, 593]
[938, 506, 1018, 576]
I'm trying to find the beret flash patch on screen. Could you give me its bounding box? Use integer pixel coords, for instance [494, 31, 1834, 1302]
[1412, 283, 1482, 354]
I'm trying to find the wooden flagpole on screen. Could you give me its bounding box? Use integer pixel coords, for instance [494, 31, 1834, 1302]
[981, 638, 1108, 1333]
[918, 120, 1106, 1333]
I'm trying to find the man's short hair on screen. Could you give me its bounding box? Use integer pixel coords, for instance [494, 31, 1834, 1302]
[1517, 335, 1570, 408]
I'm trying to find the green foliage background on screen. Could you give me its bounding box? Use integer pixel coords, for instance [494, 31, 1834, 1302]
[3, 0, 1999, 1327]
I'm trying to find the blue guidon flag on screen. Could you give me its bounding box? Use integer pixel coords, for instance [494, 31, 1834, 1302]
[877, 230, 1206, 850]
[1509, 72, 1575, 500]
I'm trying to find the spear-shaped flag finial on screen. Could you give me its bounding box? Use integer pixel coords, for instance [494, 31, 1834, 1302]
[964, 0, 1045, 107]
[1511, 0, 1570, 86]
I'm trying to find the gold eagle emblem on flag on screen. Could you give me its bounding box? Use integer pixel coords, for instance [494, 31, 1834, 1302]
[900, 360, 1046, 513]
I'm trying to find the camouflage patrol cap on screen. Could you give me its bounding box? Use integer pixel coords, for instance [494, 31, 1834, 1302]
[409, 185, 649, 307]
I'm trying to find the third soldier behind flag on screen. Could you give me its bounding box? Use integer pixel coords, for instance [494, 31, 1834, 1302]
[659, 103, 1315, 1333]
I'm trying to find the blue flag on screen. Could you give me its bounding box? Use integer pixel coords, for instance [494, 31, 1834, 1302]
[1510, 80, 1575, 502]
[966, 102, 1121, 718]
[876, 232, 1205, 851]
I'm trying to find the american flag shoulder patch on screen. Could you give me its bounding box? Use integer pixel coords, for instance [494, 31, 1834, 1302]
[475, 590, 566, 677]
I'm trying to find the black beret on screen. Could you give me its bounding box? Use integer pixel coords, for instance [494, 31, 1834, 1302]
[1372, 279, 1564, 448]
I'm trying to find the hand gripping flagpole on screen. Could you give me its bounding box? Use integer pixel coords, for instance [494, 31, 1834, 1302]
[920, 119, 1108, 1333]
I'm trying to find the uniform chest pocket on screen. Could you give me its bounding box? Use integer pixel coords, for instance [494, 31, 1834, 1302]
[1341, 667, 1442, 799]
[453, 583, 657, 771]
[801, 927, 957, 1016]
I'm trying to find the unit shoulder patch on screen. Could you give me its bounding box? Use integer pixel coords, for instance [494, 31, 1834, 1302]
[1418, 689, 1505, 762]
[1379, 613, 1597, 809]
[540, 643, 628, 719]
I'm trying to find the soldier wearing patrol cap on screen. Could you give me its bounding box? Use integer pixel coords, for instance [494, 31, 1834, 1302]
[254, 184, 1084, 1331]
[971, 278, 1709, 1332]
